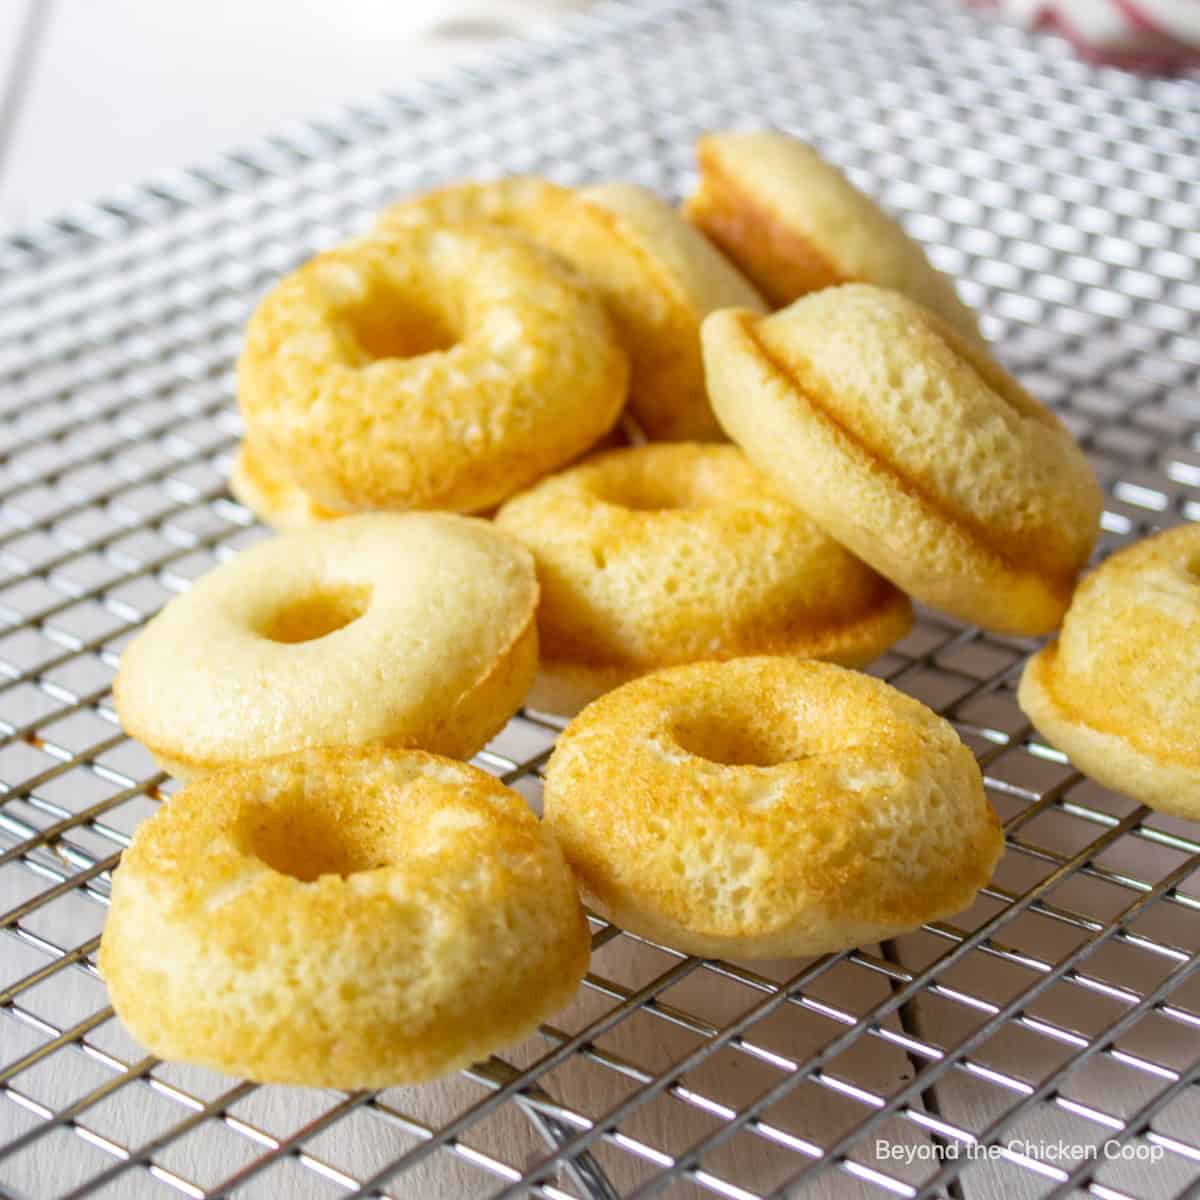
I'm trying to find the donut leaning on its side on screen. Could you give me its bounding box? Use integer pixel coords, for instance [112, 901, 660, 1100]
[1019, 524, 1200, 819]
[702, 284, 1103, 635]
[684, 129, 981, 339]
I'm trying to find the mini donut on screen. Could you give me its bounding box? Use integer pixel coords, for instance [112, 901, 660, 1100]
[237, 224, 628, 514]
[99, 746, 590, 1087]
[229, 421, 640, 533]
[684, 130, 981, 338]
[229, 440, 341, 531]
[114, 513, 538, 779]
[544, 657, 1003, 959]
[702, 284, 1103, 635]
[1018, 525, 1200, 818]
[495, 443, 911, 715]
[378, 177, 765, 441]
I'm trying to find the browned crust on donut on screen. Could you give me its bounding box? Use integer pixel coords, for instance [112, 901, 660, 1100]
[721, 310, 1083, 633]
[99, 746, 590, 1086]
[229, 441, 344, 530]
[685, 147, 844, 306]
[1019, 645, 1200, 818]
[540, 582, 911, 674]
[544, 658, 1003, 957]
[745, 321, 1064, 585]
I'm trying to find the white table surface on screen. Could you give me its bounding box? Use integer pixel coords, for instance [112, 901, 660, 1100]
[0, 0, 589, 233]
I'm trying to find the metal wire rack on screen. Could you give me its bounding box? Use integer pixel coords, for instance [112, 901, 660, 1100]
[0, 0, 1197, 1196]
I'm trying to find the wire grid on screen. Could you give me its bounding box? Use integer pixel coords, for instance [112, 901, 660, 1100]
[0, 0, 1197, 1196]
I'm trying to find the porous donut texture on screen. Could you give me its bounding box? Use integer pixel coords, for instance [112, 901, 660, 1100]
[378, 176, 765, 441]
[544, 657, 1002, 959]
[229, 440, 341, 531]
[1018, 524, 1200, 818]
[702, 285, 1103, 635]
[495, 443, 911, 715]
[684, 130, 981, 339]
[114, 513, 538, 779]
[99, 747, 591, 1087]
[237, 224, 628, 513]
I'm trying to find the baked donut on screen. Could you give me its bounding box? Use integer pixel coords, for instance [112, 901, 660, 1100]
[684, 130, 981, 338]
[378, 177, 765, 441]
[230, 422, 639, 532]
[1018, 524, 1200, 818]
[99, 746, 590, 1086]
[702, 285, 1102, 635]
[495, 443, 911, 715]
[114, 513, 537, 780]
[229, 439, 341, 531]
[544, 657, 1003, 959]
[237, 225, 627, 514]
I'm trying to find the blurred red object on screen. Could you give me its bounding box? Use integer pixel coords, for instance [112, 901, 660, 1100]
[978, 0, 1200, 71]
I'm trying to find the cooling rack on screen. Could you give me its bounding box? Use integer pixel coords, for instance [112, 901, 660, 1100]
[0, 0, 1197, 1196]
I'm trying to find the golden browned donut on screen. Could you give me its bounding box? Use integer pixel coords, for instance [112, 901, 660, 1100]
[378, 177, 765, 441]
[1019, 524, 1200, 818]
[702, 284, 1102, 635]
[684, 130, 981, 338]
[99, 747, 590, 1087]
[114, 513, 537, 779]
[229, 440, 341, 531]
[495, 443, 911, 714]
[237, 225, 627, 514]
[544, 657, 1003, 959]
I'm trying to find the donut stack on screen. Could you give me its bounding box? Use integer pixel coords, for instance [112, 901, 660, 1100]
[103, 129, 1194, 1094]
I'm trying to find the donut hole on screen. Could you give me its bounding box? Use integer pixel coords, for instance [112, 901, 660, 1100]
[672, 712, 799, 768]
[258, 583, 372, 643]
[342, 282, 458, 361]
[242, 795, 400, 882]
[592, 475, 722, 513]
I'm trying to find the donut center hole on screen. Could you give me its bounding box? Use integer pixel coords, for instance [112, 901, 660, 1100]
[259, 583, 372, 643]
[672, 713, 796, 768]
[344, 284, 458, 360]
[243, 801, 398, 882]
[594, 477, 719, 513]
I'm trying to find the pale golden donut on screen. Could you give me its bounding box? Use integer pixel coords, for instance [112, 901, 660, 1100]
[702, 285, 1103, 635]
[685, 130, 981, 338]
[378, 177, 765, 441]
[114, 513, 537, 780]
[99, 746, 590, 1087]
[229, 421, 640, 533]
[495, 443, 911, 715]
[544, 657, 1002, 959]
[237, 225, 628, 514]
[1019, 525, 1200, 818]
[229, 440, 342, 531]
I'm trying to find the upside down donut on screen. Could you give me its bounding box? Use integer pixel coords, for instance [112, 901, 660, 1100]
[378, 176, 766, 441]
[1019, 524, 1200, 818]
[702, 285, 1102, 635]
[544, 657, 1003, 959]
[237, 224, 628, 514]
[114, 513, 538, 779]
[495, 443, 911, 715]
[685, 130, 982, 339]
[99, 747, 590, 1086]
